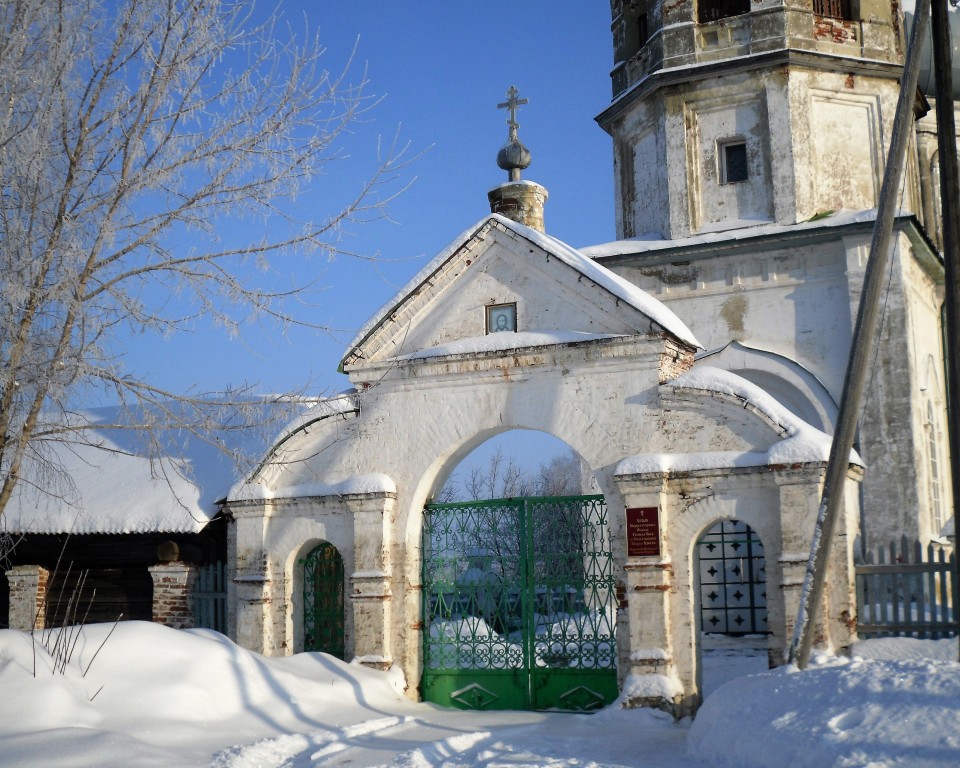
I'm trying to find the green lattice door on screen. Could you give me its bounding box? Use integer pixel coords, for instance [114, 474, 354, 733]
[697, 520, 767, 635]
[421, 495, 617, 712]
[301, 542, 345, 658]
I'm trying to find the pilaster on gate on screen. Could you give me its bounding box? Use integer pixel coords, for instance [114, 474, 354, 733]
[350, 494, 396, 668]
[621, 555, 678, 710]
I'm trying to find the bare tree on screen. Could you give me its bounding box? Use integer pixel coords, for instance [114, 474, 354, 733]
[532, 452, 583, 497]
[463, 448, 534, 501]
[440, 448, 583, 503]
[0, 0, 407, 521]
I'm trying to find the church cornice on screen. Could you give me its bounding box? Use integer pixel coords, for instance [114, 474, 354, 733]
[589, 213, 942, 274]
[596, 49, 907, 133]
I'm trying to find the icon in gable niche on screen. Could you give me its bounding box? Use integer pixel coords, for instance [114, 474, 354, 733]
[486, 303, 517, 334]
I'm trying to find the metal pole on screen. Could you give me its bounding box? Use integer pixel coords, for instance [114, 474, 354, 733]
[786, 0, 932, 668]
[930, 0, 960, 663]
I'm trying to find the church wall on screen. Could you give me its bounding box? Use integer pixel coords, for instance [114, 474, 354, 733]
[855, 238, 951, 548]
[915, 97, 960, 251]
[609, 238, 855, 398]
[351, 343, 671, 689]
[229, 324, 859, 714]
[228, 497, 359, 657]
[788, 68, 922, 221]
[613, 64, 911, 240]
[613, 461, 858, 716]
[602, 223, 950, 550]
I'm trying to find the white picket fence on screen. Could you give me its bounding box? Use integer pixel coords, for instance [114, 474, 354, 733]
[856, 538, 957, 639]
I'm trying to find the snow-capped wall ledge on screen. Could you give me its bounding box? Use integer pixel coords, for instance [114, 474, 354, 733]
[391, 330, 626, 361]
[579, 208, 883, 259]
[230, 473, 397, 503]
[615, 366, 863, 477]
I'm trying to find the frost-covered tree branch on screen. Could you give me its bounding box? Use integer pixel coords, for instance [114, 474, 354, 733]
[0, 0, 409, 518]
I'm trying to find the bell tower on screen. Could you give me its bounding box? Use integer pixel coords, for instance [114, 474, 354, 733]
[598, 0, 917, 239]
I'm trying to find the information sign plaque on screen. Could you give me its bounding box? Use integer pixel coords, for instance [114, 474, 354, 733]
[626, 507, 660, 557]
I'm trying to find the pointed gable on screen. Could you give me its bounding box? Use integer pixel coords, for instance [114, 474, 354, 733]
[341, 214, 699, 369]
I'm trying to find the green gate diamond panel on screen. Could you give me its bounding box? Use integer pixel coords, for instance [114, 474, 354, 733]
[421, 495, 617, 712]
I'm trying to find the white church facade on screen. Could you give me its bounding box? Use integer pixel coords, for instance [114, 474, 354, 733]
[595, 0, 952, 550]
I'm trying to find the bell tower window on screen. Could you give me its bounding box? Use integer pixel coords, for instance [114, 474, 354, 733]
[719, 140, 749, 184]
[698, 0, 750, 23]
[813, 0, 854, 21]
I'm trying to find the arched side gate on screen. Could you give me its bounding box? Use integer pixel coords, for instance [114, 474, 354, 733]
[421, 495, 617, 712]
[697, 520, 768, 635]
[301, 542, 345, 658]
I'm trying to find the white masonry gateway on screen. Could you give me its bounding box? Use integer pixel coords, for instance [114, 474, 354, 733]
[224, 212, 862, 717]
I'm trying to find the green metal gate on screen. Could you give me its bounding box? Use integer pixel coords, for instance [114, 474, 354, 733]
[421, 495, 617, 712]
[301, 542, 345, 658]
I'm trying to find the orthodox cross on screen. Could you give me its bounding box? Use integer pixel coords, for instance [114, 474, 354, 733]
[498, 85, 527, 138]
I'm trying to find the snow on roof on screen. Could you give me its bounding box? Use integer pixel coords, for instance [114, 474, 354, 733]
[580, 209, 882, 259]
[3, 398, 321, 535]
[344, 214, 700, 364]
[230, 473, 396, 502]
[495, 216, 700, 347]
[392, 330, 626, 361]
[615, 366, 862, 476]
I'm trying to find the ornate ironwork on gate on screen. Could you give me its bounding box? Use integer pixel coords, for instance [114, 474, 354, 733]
[697, 520, 768, 635]
[301, 542, 345, 658]
[421, 495, 617, 712]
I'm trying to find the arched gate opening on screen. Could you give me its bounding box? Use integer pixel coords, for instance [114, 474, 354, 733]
[420, 494, 617, 712]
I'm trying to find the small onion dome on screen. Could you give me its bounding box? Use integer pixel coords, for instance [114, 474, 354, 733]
[497, 136, 532, 180]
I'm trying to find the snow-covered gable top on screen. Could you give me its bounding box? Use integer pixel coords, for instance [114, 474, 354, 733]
[341, 214, 700, 369]
[615, 366, 863, 477]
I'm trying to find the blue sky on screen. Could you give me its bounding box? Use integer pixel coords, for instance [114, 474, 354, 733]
[120, 2, 617, 402]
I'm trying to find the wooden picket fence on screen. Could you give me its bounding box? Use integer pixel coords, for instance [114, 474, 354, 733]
[192, 561, 228, 633]
[856, 538, 957, 639]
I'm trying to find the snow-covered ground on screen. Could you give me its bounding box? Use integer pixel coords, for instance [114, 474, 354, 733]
[1, 622, 958, 767]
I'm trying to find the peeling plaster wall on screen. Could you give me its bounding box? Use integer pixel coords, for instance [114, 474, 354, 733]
[603, 225, 949, 548]
[228, 328, 856, 715]
[610, 237, 854, 397]
[915, 97, 960, 250]
[611, 65, 911, 240]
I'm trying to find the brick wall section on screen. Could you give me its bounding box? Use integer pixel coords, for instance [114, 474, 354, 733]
[5, 565, 49, 631]
[148, 562, 198, 629]
[659, 343, 695, 384]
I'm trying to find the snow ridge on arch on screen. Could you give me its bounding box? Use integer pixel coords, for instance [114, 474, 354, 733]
[615, 366, 863, 476]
